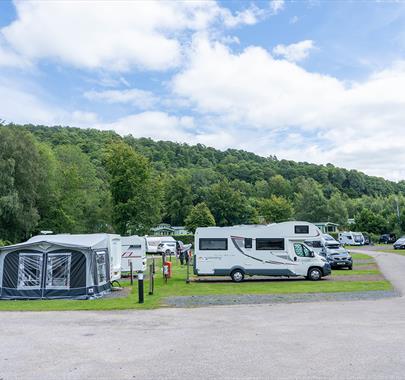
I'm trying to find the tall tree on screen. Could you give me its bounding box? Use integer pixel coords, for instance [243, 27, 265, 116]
[185, 202, 216, 233]
[258, 195, 293, 223]
[0, 127, 41, 242]
[105, 142, 162, 235]
[164, 173, 193, 225]
[206, 180, 257, 226]
[294, 179, 329, 222]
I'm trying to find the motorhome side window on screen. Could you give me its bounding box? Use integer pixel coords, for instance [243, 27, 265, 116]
[295, 225, 309, 234]
[245, 238, 253, 248]
[256, 238, 284, 250]
[199, 238, 228, 250]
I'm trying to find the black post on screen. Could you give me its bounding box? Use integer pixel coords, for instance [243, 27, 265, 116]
[148, 264, 154, 295]
[152, 257, 156, 274]
[130, 261, 133, 285]
[138, 272, 144, 304]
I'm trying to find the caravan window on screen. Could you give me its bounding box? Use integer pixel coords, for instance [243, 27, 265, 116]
[245, 238, 253, 249]
[17, 253, 43, 289]
[46, 253, 71, 289]
[295, 225, 309, 234]
[96, 251, 108, 284]
[199, 238, 228, 250]
[256, 238, 285, 250]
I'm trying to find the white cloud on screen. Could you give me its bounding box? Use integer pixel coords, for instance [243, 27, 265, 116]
[0, 1, 264, 72]
[84, 89, 158, 109]
[270, 0, 285, 15]
[273, 40, 315, 62]
[170, 38, 405, 180]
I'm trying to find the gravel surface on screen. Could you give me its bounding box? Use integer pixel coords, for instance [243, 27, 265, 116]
[164, 290, 398, 307]
[1, 248, 405, 380]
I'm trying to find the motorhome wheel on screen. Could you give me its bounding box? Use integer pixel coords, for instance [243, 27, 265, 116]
[230, 269, 245, 282]
[307, 267, 322, 281]
[165, 249, 171, 255]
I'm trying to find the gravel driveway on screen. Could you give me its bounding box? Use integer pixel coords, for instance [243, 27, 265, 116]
[1, 248, 405, 380]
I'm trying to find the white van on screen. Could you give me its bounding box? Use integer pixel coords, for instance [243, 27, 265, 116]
[338, 231, 364, 246]
[121, 236, 147, 273]
[194, 221, 331, 282]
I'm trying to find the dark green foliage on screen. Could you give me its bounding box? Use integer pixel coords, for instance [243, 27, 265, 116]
[1, 124, 404, 242]
[354, 209, 388, 234]
[258, 195, 294, 223]
[104, 141, 162, 235]
[185, 202, 216, 233]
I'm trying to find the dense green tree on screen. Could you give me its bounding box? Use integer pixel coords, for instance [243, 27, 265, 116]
[0, 127, 41, 241]
[206, 180, 257, 226]
[185, 202, 216, 233]
[105, 142, 161, 235]
[294, 179, 329, 222]
[354, 209, 388, 234]
[258, 196, 294, 223]
[55, 145, 111, 233]
[163, 173, 193, 225]
[327, 193, 349, 226]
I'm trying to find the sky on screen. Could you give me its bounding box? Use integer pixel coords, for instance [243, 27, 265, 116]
[1, 0, 405, 181]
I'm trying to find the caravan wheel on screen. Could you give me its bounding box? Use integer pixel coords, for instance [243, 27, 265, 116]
[231, 269, 245, 283]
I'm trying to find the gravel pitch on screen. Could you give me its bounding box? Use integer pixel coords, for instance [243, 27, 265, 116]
[164, 290, 399, 307]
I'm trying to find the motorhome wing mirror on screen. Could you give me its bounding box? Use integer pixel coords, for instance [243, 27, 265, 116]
[294, 257, 297, 262]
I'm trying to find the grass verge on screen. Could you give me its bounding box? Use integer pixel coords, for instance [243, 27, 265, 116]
[0, 257, 391, 311]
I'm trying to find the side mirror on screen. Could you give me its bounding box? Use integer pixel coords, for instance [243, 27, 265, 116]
[311, 251, 315, 257]
[294, 257, 297, 262]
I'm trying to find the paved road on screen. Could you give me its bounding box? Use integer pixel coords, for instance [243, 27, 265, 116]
[1, 250, 405, 380]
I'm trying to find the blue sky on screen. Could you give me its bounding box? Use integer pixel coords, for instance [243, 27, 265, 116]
[1, 0, 405, 180]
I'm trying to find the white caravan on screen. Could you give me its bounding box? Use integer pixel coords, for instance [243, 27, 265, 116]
[338, 231, 364, 246]
[194, 221, 331, 282]
[121, 236, 147, 273]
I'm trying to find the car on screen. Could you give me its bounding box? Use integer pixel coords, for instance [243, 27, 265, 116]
[379, 233, 396, 244]
[319, 243, 353, 270]
[393, 237, 405, 250]
[157, 240, 177, 256]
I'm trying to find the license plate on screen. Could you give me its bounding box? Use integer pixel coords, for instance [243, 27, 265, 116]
[337, 262, 345, 265]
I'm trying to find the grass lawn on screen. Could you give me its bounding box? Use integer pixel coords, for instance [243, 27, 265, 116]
[0, 257, 391, 312]
[332, 269, 379, 276]
[351, 253, 373, 260]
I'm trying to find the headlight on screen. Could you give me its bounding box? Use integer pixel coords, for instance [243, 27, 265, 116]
[320, 257, 327, 262]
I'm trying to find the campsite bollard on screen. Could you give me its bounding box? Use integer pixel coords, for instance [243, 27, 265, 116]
[138, 272, 144, 304]
[129, 261, 133, 285]
[152, 257, 156, 274]
[149, 264, 154, 295]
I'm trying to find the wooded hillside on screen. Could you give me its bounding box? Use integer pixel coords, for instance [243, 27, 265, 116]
[1, 123, 404, 244]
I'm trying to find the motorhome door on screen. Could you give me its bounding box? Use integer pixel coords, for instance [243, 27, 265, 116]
[291, 242, 314, 276]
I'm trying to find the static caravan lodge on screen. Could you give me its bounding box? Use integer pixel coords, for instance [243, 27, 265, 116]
[121, 235, 147, 273]
[0, 234, 121, 300]
[194, 221, 331, 282]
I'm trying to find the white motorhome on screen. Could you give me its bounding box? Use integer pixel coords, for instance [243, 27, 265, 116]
[338, 231, 364, 246]
[121, 236, 147, 273]
[194, 221, 331, 282]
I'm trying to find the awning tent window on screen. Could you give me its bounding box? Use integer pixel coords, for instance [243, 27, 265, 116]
[96, 251, 107, 285]
[46, 253, 71, 289]
[17, 253, 43, 289]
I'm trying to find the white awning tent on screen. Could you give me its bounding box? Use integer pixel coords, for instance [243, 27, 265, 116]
[0, 234, 119, 300]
